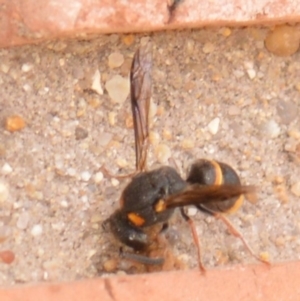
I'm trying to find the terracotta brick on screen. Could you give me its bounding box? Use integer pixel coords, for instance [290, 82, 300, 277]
[1, 0, 300, 48]
[1, 262, 300, 301]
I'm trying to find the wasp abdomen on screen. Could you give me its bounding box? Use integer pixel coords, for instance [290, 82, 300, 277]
[187, 159, 243, 213]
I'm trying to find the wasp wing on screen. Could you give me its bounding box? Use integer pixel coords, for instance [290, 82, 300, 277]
[130, 42, 152, 172]
[162, 184, 255, 210]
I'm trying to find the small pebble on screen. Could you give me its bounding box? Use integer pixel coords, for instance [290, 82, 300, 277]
[91, 69, 103, 95]
[186, 40, 195, 54]
[262, 120, 280, 138]
[23, 84, 31, 92]
[87, 249, 97, 259]
[75, 126, 88, 140]
[233, 69, 245, 78]
[181, 139, 194, 149]
[187, 207, 197, 217]
[155, 144, 171, 163]
[244, 62, 256, 79]
[88, 97, 101, 109]
[0, 250, 15, 264]
[60, 200, 69, 208]
[291, 182, 300, 197]
[274, 184, 289, 204]
[108, 52, 124, 68]
[202, 42, 215, 54]
[16, 212, 30, 230]
[265, 25, 300, 56]
[103, 258, 118, 272]
[90, 213, 102, 223]
[122, 34, 135, 46]
[67, 168, 76, 177]
[149, 101, 157, 121]
[31, 225, 43, 237]
[288, 129, 300, 140]
[259, 252, 270, 263]
[81, 195, 88, 203]
[81, 171, 91, 182]
[149, 131, 160, 145]
[228, 105, 241, 116]
[0, 181, 9, 203]
[105, 75, 130, 104]
[219, 27, 231, 37]
[207, 117, 220, 135]
[116, 158, 128, 168]
[5, 115, 26, 132]
[163, 129, 172, 140]
[94, 172, 103, 183]
[21, 63, 33, 72]
[246, 69, 256, 79]
[42, 259, 59, 270]
[59, 58, 65, 66]
[1, 163, 13, 175]
[98, 132, 113, 146]
[108, 112, 116, 126]
[51, 222, 65, 231]
[0, 63, 9, 74]
[111, 179, 119, 187]
[276, 100, 298, 124]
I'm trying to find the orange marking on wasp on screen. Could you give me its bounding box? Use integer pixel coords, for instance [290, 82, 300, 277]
[127, 212, 146, 226]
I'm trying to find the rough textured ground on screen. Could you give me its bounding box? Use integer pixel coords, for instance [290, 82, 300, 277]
[0, 27, 299, 285]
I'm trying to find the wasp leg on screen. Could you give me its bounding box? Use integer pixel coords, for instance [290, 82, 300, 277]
[119, 247, 164, 265]
[197, 204, 271, 266]
[180, 208, 206, 273]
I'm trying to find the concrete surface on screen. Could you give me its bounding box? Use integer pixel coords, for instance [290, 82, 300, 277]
[0, 27, 300, 286]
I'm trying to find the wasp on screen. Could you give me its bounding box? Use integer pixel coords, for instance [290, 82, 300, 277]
[103, 41, 268, 272]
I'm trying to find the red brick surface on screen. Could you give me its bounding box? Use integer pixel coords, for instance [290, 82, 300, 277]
[1, 0, 300, 48]
[1, 261, 300, 301]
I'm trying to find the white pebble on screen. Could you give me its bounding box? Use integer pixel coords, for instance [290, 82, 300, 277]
[233, 69, 245, 78]
[207, 117, 220, 135]
[1, 163, 13, 175]
[246, 69, 256, 79]
[105, 75, 130, 104]
[67, 168, 76, 177]
[187, 207, 198, 216]
[81, 171, 91, 182]
[108, 52, 124, 68]
[16, 211, 30, 230]
[23, 83, 31, 92]
[91, 69, 103, 95]
[243, 61, 254, 70]
[31, 224, 43, 236]
[0, 181, 9, 203]
[60, 200, 68, 208]
[111, 178, 119, 187]
[155, 144, 171, 164]
[262, 120, 281, 138]
[51, 222, 65, 231]
[244, 61, 256, 79]
[81, 195, 88, 203]
[1, 63, 9, 73]
[21, 63, 33, 72]
[94, 172, 104, 183]
[291, 182, 300, 197]
[202, 42, 215, 54]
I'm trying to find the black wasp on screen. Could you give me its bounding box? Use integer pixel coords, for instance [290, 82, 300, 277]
[103, 41, 269, 271]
